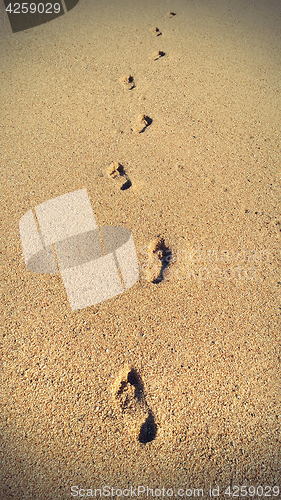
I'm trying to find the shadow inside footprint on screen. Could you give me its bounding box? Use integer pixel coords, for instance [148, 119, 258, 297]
[153, 51, 165, 61]
[107, 161, 132, 190]
[139, 410, 157, 444]
[143, 115, 152, 126]
[132, 115, 153, 134]
[150, 27, 162, 36]
[121, 179, 132, 191]
[113, 366, 157, 443]
[120, 74, 135, 90]
[127, 368, 144, 400]
[139, 115, 152, 133]
[152, 239, 173, 284]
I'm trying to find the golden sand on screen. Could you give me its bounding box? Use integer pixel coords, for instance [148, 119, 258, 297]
[1, 0, 280, 498]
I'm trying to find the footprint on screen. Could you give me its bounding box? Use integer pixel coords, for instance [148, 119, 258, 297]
[132, 114, 152, 133]
[106, 161, 132, 190]
[144, 238, 173, 283]
[150, 50, 165, 61]
[112, 364, 157, 444]
[149, 26, 162, 36]
[166, 11, 176, 18]
[120, 74, 135, 91]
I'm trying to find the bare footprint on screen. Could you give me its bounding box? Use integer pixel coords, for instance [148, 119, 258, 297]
[106, 161, 132, 190]
[149, 26, 162, 36]
[150, 50, 165, 61]
[112, 364, 157, 444]
[120, 74, 135, 91]
[132, 114, 152, 133]
[144, 238, 173, 283]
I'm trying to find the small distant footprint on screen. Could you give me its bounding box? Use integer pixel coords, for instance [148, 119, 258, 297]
[107, 161, 132, 190]
[112, 365, 157, 444]
[132, 114, 152, 133]
[120, 74, 135, 91]
[149, 26, 162, 36]
[150, 50, 165, 61]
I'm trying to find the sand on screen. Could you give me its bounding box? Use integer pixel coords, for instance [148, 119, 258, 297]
[1, 0, 280, 498]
